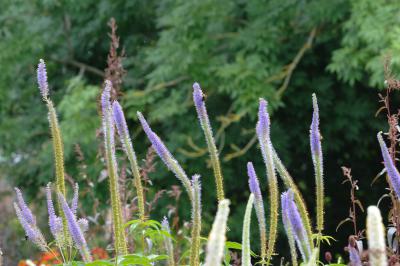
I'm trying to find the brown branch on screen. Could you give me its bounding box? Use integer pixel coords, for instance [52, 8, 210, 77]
[51, 57, 104, 77]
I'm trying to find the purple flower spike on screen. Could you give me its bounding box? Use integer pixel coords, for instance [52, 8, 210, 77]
[247, 162, 262, 199]
[14, 203, 46, 251]
[310, 94, 322, 158]
[58, 193, 91, 262]
[377, 132, 400, 198]
[193, 82, 206, 119]
[281, 190, 311, 261]
[161, 216, 171, 232]
[112, 101, 129, 141]
[46, 183, 62, 238]
[14, 188, 36, 225]
[256, 98, 270, 140]
[37, 59, 49, 99]
[71, 183, 79, 216]
[348, 245, 362, 266]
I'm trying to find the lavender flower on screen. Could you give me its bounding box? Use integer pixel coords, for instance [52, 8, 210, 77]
[77, 218, 89, 232]
[46, 184, 63, 238]
[247, 162, 267, 260]
[193, 82, 225, 201]
[112, 101, 130, 148]
[58, 193, 92, 262]
[14, 203, 47, 251]
[14, 188, 35, 225]
[37, 59, 49, 99]
[348, 245, 362, 266]
[310, 94, 322, 158]
[377, 132, 400, 198]
[281, 190, 311, 262]
[71, 183, 79, 217]
[137, 111, 193, 200]
[256, 99, 270, 141]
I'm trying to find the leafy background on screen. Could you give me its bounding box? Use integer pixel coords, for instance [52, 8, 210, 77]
[1, 0, 399, 263]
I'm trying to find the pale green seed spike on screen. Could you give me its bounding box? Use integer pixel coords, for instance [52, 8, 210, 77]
[367, 206, 387, 266]
[304, 249, 318, 266]
[204, 199, 230, 266]
[193, 83, 225, 201]
[242, 194, 254, 266]
[189, 175, 202, 266]
[285, 219, 298, 266]
[46, 99, 70, 249]
[272, 148, 314, 250]
[161, 217, 175, 266]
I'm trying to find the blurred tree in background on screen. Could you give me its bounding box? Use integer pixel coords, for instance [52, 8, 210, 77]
[1, 0, 400, 262]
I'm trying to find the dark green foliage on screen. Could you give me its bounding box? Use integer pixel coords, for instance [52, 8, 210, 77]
[0, 0, 398, 262]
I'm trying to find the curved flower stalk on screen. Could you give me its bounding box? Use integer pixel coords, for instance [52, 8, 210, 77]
[46, 184, 63, 243]
[310, 93, 324, 233]
[137, 112, 193, 202]
[112, 101, 145, 221]
[281, 193, 298, 266]
[247, 162, 267, 261]
[37, 59, 69, 245]
[272, 147, 313, 249]
[281, 190, 312, 263]
[101, 81, 127, 255]
[256, 98, 279, 264]
[204, 199, 230, 266]
[14, 189, 47, 251]
[161, 217, 175, 266]
[193, 82, 224, 201]
[377, 131, 400, 198]
[58, 193, 92, 262]
[367, 206, 387, 266]
[242, 194, 254, 266]
[189, 175, 202, 266]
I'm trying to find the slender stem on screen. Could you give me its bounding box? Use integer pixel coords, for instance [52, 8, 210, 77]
[242, 194, 254, 266]
[189, 176, 201, 266]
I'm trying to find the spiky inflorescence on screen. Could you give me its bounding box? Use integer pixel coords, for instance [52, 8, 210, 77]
[112, 101, 145, 221]
[272, 147, 314, 249]
[348, 245, 362, 266]
[204, 199, 230, 266]
[161, 217, 175, 266]
[256, 98, 279, 264]
[310, 93, 324, 233]
[189, 175, 202, 266]
[281, 190, 311, 262]
[58, 193, 92, 262]
[242, 194, 254, 266]
[137, 111, 193, 202]
[14, 190, 47, 251]
[281, 196, 298, 266]
[366, 206, 387, 266]
[37, 59, 49, 99]
[192, 82, 224, 201]
[46, 184, 63, 239]
[101, 81, 127, 255]
[247, 162, 267, 261]
[71, 183, 79, 217]
[377, 132, 400, 198]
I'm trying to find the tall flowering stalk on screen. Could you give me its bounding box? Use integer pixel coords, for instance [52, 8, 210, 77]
[189, 175, 202, 266]
[37, 59, 69, 249]
[192, 82, 224, 201]
[242, 194, 254, 266]
[137, 112, 193, 201]
[256, 98, 278, 264]
[58, 193, 92, 262]
[377, 131, 400, 198]
[46, 184, 63, 243]
[112, 101, 145, 221]
[281, 190, 312, 263]
[272, 148, 314, 249]
[101, 81, 127, 255]
[204, 199, 230, 266]
[247, 162, 267, 262]
[366, 206, 387, 266]
[310, 93, 324, 234]
[161, 217, 175, 266]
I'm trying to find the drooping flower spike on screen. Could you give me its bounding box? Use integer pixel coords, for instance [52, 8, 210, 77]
[193, 82, 225, 201]
[58, 193, 92, 262]
[14, 188, 36, 225]
[112, 101, 145, 221]
[256, 98, 279, 264]
[281, 190, 311, 262]
[247, 162, 267, 261]
[377, 131, 400, 198]
[137, 112, 193, 201]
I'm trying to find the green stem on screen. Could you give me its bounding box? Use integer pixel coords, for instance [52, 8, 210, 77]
[189, 176, 201, 266]
[242, 194, 254, 266]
